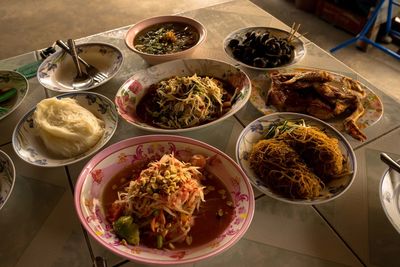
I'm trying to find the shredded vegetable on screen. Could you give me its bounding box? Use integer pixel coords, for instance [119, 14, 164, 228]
[140, 74, 233, 129]
[112, 154, 205, 248]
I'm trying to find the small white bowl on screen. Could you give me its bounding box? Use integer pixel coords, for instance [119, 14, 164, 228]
[115, 58, 251, 133]
[236, 112, 356, 205]
[12, 92, 118, 167]
[0, 150, 16, 210]
[125, 15, 206, 65]
[37, 42, 123, 92]
[0, 70, 28, 121]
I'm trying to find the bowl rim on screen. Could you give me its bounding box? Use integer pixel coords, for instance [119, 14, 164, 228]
[379, 164, 400, 234]
[37, 42, 124, 92]
[74, 134, 255, 265]
[0, 149, 16, 210]
[0, 69, 29, 121]
[124, 15, 207, 58]
[235, 112, 357, 205]
[11, 91, 119, 167]
[114, 57, 252, 133]
[223, 26, 306, 71]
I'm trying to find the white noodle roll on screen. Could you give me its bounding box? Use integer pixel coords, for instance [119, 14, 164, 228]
[33, 97, 105, 157]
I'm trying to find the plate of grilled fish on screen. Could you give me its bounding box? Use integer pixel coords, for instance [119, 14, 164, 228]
[250, 69, 383, 141]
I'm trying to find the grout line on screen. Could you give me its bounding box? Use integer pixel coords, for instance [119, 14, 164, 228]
[233, 114, 246, 128]
[353, 124, 400, 152]
[0, 141, 12, 147]
[64, 166, 75, 194]
[255, 194, 265, 200]
[113, 260, 130, 267]
[311, 206, 367, 267]
[64, 166, 96, 262]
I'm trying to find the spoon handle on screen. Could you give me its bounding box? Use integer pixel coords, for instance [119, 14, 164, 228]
[56, 40, 90, 68]
[380, 153, 400, 173]
[93, 256, 107, 267]
[67, 39, 83, 77]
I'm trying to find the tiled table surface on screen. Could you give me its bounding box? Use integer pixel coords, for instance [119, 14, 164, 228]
[1, 1, 400, 266]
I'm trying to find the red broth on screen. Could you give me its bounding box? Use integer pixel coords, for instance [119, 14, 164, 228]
[102, 158, 234, 249]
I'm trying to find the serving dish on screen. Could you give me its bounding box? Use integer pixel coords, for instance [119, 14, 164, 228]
[0, 150, 16, 210]
[0, 70, 29, 121]
[236, 112, 356, 205]
[74, 135, 255, 265]
[115, 58, 251, 133]
[223, 26, 305, 70]
[380, 160, 400, 234]
[37, 42, 123, 92]
[12, 92, 118, 167]
[250, 68, 383, 141]
[125, 15, 207, 65]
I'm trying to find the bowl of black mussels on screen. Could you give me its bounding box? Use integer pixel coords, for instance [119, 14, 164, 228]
[223, 26, 306, 70]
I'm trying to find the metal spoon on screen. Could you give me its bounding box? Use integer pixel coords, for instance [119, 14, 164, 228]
[67, 39, 93, 89]
[380, 153, 400, 174]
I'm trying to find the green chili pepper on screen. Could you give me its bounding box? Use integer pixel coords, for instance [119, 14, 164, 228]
[0, 88, 17, 103]
[156, 234, 163, 249]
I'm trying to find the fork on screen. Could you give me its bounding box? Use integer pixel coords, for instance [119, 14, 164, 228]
[55, 40, 108, 83]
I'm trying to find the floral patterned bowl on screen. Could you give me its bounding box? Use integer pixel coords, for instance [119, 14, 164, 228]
[125, 15, 206, 65]
[236, 112, 356, 205]
[74, 135, 255, 265]
[0, 70, 28, 121]
[12, 92, 118, 167]
[37, 42, 123, 92]
[115, 58, 251, 133]
[0, 150, 16, 210]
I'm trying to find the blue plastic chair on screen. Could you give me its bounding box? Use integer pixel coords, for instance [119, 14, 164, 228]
[330, 0, 400, 60]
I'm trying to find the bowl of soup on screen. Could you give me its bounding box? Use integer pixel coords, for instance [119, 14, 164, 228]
[74, 135, 254, 265]
[125, 16, 207, 65]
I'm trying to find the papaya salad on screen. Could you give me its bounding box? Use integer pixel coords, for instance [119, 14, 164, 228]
[104, 154, 234, 249]
[136, 74, 236, 129]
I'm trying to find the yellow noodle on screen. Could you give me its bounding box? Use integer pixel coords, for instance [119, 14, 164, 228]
[249, 122, 348, 200]
[277, 126, 345, 180]
[249, 139, 323, 199]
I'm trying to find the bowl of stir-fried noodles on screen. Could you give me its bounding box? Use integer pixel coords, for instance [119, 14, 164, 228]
[236, 112, 356, 205]
[75, 135, 254, 264]
[115, 58, 251, 133]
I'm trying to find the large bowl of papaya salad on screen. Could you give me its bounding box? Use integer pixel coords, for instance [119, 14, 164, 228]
[115, 58, 251, 132]
[75, 135, 254, 265]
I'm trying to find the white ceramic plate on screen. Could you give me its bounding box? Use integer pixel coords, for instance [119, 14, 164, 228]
[0, 70, 28, 120]
[37, 42, 123, 92]
[250, 68, 383, 140]
[12, 92, 118, 167]
[236, 112, 356, 205]
[0, 150, 16, 210]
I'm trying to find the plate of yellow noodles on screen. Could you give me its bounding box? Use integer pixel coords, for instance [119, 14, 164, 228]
[235, 112, 356, 204]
